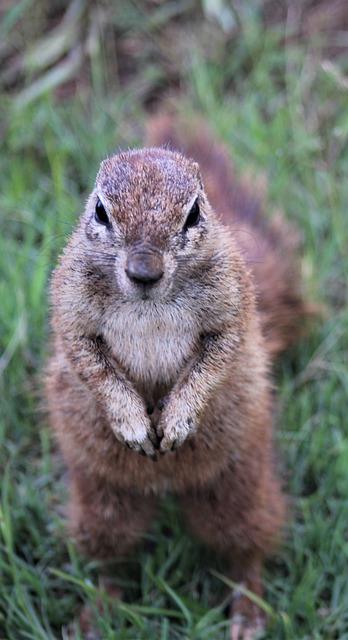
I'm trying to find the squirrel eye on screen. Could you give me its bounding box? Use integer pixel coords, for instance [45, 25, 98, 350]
[95, 198, 110, 226]
[183, 198, 200, 232]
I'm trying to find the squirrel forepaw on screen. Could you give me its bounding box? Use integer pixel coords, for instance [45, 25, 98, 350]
[111, 418, 157, 458]
[158, 413, 195, 453]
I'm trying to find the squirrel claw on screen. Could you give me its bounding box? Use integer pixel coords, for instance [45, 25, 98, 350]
[148, 427, 162, 450]
[137, 437, 156, 457]
[159, 433, 181, 453]
[119, 435, 156, 458]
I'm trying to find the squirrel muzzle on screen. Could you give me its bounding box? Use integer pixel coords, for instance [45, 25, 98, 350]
[125, 245, 164, 286]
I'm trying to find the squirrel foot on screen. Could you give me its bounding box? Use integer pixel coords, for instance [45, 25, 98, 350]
[230, 613, 266, 640]
[68, 580, 122, 640]
[230, 587, 266, 640]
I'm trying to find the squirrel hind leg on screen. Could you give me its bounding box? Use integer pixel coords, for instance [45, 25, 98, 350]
[68, 471, 158, 560]
[179, 469, 284, 638]
[66, 473, 158, 637]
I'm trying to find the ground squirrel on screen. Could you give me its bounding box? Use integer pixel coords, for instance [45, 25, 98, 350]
[46, 114, 310, 639]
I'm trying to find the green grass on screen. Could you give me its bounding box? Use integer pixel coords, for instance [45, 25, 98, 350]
[1, 17, 348, 640]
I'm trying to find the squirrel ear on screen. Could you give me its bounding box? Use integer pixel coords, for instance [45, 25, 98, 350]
[96, 157, 113, 189]
[191, 161, 203, 189]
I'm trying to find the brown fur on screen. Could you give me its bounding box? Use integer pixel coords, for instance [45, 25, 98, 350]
[45, 115, 309, 638]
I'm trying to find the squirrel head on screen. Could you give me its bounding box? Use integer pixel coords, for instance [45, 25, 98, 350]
[81, 147, 220, 302]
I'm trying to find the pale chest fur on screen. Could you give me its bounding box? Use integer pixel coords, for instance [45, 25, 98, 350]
[102, 302, 198, 386]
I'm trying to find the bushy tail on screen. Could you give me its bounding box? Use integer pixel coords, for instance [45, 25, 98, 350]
[146, 112, 314, 357]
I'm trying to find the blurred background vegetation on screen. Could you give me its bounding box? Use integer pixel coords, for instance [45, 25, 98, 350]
[1, 1, 348, 639]
[2, 0, 348, 106]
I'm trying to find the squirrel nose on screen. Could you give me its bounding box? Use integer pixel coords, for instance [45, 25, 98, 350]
[125, 250, 164, 285]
